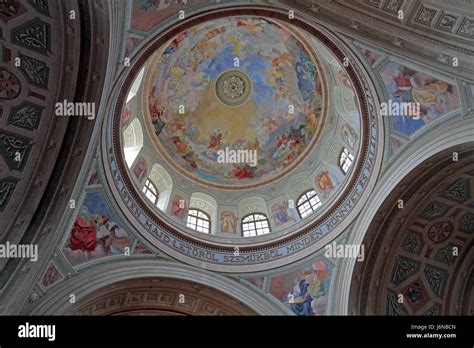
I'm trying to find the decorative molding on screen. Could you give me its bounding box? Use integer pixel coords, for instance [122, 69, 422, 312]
[0, 69, 21, 100]
[11, 19, 51, 55]
[27, 0, 50, 16]
[8, 102, 43, 131]
[18, 52, 49, 89]
[27, 260, 287, 315]
[0, 130, 32, 171]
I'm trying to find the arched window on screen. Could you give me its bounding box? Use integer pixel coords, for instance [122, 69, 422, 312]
[142, 179, 158, 205]
[297, 190, 322, 218]
[339, 147, 354, 174]
[149, 163, 173, 212]
[126, 66, 145, 103]
[123, 118, 143, 168]
[186, 209, 211, 234]
[241, 213, 271, 237]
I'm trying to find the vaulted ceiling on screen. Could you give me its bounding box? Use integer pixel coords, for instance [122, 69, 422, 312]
[349, 146, 473, 315]
[0, 0, 472, 316]
[0, 0, 109, 311]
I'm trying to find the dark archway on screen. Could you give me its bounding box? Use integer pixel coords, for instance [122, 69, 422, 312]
[70, 277, 258, 316]
[349, 145, 473, 315]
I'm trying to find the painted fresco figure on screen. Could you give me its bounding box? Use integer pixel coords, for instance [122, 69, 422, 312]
[290, 278, 314, 316]
[220, 211, 237, 234]
[70, 215, 102, 252]
[133, 157, 148, 182]
[150, 100, 166, 135]
[317, 170, 334, 197]
[287, 268, 328, 316]
[171, 196, 186, 218]
[272, 201, 293, 225]
[393, 75, 450, 119]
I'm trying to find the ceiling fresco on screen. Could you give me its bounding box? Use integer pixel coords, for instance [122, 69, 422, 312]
[1, 3, 471, 340]
[145, 16, 325, 188]
[108, 7, 379, 272]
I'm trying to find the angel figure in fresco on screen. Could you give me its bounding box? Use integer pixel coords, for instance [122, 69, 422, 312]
[412, 81, 450, 113]
[263, 116, 279, 135]
[69, 212, 124, 258]
[184, 121, 198, 140]
[231, 164, 255, 179]
[276, 133, 289, 150]
[362, 49, 379, 65]
[286, 270, 317, 316]
[98, 221, 130, 255]
[306, 109, 319, 134]
[336, 69, 353, 90]
[208, 129, 226, 150]
[121, 105, 131, 130]
[175, 137, 193, 155]
[271, 141, 288, 163]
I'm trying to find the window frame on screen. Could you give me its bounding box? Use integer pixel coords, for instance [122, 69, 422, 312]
[296, 190, 322, 219]
[241, 213, 271, 237]
[142, 179, 159, 205]
[339, 147, 354, 174]
[186, 208, 211, 234]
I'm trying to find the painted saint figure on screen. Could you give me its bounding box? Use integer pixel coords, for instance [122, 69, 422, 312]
[220, 211, 237, 234]
[316, 170, 334, 198]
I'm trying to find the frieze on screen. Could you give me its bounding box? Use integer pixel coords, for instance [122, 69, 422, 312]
[109, 138, 377, 266]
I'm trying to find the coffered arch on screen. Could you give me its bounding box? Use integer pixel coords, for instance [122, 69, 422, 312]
[348, 144, 473, 315]
[0, 0, 111, 314]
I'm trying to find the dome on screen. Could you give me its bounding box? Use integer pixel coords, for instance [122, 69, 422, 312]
[106, 8, 381, 272]
[143, 16, 327, 189]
